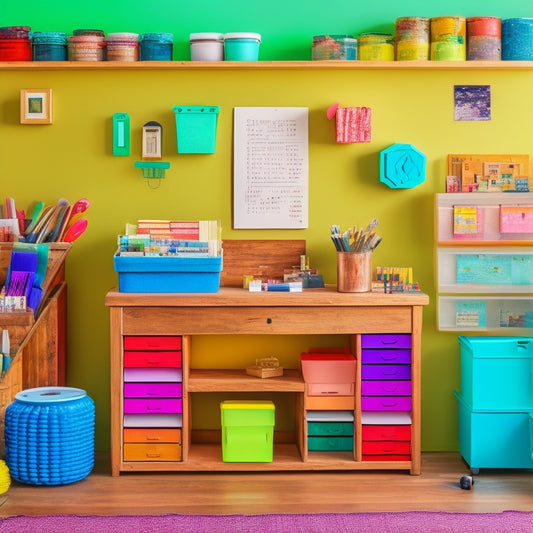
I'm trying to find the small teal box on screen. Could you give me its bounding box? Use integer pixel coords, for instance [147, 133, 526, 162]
[458, 336, 533, 410]
[173, 105, 219, 154]
[114, 253, 222, 293]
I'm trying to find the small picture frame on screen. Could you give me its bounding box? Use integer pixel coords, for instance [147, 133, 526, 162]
[20, 89, 53, 124]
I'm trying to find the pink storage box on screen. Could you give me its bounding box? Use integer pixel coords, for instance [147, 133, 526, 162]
[301, 351, 356, 384]
[123, 398, 183, 414]
[123, 382, 182, 397]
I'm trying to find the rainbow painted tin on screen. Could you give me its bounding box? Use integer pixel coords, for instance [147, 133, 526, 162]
[395, 17, 429, 60]
[312, 35, 357, 60]
[357, 33, 394, 61]
[430, 16, 466, 61]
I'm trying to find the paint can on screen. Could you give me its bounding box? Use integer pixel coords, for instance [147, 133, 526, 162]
[224, 32, 261, 61]
[395, 17, 429, 60]
[190, 33, 224, 61]
[31, 31, 68, 61]
[139, 33, 173, 60]
[502, 18, 533, 60]
[106, 32, 139, 61]
[312, 35, 357, 60]
[467, 17, 501, 60]
[0, 26, 32, 61]
[68, 31, 106, 61]
[430, 16, 466, 60]
[357, 33, 394, 61]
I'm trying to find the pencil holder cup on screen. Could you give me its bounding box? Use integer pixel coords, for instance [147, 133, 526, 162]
[336, 251, 372, 293]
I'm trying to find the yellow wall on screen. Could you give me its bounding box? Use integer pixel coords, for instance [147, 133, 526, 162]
[3, 65, 532, 451]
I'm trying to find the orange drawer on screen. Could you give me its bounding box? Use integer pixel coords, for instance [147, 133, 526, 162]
[124, 428, 182, 443]
[305, 395, 355, 410]
[124, 351, 182, 368]
[123, 443, 182, 461]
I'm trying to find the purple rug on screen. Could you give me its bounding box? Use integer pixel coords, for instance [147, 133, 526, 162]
[1, 511, 532, 533]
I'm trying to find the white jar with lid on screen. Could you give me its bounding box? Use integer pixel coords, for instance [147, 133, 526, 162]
[190, 32, 224, 61]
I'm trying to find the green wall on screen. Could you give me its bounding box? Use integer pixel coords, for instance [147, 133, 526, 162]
[2, 1, 533, 453]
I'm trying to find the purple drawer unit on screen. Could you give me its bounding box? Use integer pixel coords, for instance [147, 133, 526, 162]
[361, 396, 412, 411]
[123, 398, 183, 414]
[124, 382, 182, 398]
[361, 364, 411, 380]
[361, 380, 412, 396]
[361, 349, 411, 364]
[361, 334, 412, 349]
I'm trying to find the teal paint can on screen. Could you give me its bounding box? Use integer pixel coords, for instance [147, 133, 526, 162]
[502, 18, 533, 60]
[32, 31, 68, 61]
[139, 33, 173, 60]
[224, 32, 261, 61]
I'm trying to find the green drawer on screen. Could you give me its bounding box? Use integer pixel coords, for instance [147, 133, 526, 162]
[307, 421, 354, 437]
[308, 436, 354, 451]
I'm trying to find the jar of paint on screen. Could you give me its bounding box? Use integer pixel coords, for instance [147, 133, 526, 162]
[190, 33, 224, 61]
[312, 35, 357, 60]
[502, 18, 533, 60]
[357, 33, 394, 61]
[0, 26, 32, 61]
[224, 32, 261, 61]
[430, 16, 466, 60]
[466, 17, 501, 60]
[32, 32, 68, 61]
[106, 32, 139, 61]
[139, 33, 173, 61]
[68, 33, 106, 61]
[395, 17, 429, 60]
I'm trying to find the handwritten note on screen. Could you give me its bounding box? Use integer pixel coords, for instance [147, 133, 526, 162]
[233, 107, 308, 229]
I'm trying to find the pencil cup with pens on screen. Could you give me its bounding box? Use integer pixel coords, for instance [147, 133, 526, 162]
[331, 220, 381, 293]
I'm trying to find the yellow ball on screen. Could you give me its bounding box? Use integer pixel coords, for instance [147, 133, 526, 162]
[0, 460, 11, 494]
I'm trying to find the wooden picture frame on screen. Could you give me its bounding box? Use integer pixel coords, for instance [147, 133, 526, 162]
[20, 89, 53, 124]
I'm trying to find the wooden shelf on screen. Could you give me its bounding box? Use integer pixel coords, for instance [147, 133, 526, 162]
[3, 60, 533, 71]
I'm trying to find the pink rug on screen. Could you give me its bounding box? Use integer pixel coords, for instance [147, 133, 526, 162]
[1, 511, 532, 533]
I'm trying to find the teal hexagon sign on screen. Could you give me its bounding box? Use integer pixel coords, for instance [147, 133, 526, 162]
[380, 143, 426, 189]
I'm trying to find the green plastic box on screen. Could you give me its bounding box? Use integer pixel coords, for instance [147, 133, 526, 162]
[220, 400, 275, 462]
[173, 105, 219, 154]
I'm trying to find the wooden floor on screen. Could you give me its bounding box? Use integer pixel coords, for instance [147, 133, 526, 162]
[1, 452, 533, 516]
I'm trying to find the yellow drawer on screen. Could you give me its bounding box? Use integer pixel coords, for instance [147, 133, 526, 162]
[123, 427, 181, 443]
[123, 443, 182, 461]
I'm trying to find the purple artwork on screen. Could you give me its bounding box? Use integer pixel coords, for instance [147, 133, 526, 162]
[454, 85, 491, 121]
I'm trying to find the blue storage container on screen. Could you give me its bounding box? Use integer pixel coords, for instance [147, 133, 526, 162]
[458, 336, 533, 410]
[139, 32, 173, 60]
[114, 253, 223, 293]
[455, 391, 533, 471]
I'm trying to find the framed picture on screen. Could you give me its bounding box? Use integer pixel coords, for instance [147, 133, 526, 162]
[20, 89, 53, 124]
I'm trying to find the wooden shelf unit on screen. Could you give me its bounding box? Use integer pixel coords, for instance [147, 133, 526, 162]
[106, 286, 429, 476]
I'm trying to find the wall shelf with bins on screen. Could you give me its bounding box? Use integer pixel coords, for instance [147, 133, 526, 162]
[435, 193, 533, 332]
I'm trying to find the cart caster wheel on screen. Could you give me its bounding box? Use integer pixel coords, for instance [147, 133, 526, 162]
[470, 468, 479, 475]
[460, 475, 474, 490]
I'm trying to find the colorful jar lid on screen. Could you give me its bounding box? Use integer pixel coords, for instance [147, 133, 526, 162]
[0, 26, 31, 38]
[31, 31, 68, 44]
[15, 386, 87, 404]
[190, 32, 224, 42]
[224, 32, 261, 42]
[107, 32, 139, 41]
[73, 28, 105, 37]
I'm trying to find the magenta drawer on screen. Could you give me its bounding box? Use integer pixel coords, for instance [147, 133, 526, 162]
[361, 334, 411, 349]
[361, 396, 412, 411]
[361, 380, 412, 396]
[361, 349, 411, 364]
[123, 398, 183, 414]
[124, 351, 182, 368]
[307, 382, 354, 396]
[124, 336, 182, 351]
[124, 382, 182, 398]
[361, 365, 411, 380]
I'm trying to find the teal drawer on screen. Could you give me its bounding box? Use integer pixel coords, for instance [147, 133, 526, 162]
[307, 422, 354, 437]
[308, 436, 354, 451]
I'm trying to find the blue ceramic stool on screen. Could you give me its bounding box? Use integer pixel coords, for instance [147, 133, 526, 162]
[4, 387, 95, 485]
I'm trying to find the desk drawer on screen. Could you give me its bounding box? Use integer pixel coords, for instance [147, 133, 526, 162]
[361, 349, 411, 364]
[124, 336, 182, 351]
[305, 396, 355, 410]
[308, 436, 354, 451]
[361, 334, 412, 349]
[362, 364, 411, 380]
[307, 383, 355, 396]
[361, 396, 412, 411]
[124, 428, 182, 443]
[124, 398, 183, 414]
[361, 381, 412, 396]
[124, 443, 182, 461]
[362, 441, 411, 455]
[362, 425, 411, 441]
[307, 422, 354, 436]
[124, 351, 182, 368]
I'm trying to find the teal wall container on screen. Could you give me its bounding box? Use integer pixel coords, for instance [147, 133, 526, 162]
[173, 106, 219, 154]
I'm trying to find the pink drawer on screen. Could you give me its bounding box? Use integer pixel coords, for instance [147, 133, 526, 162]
[124, 351, 182, 368]
[362, 425, 411, 441]
[362, 441, 411, 455]
[361, 349, 411, 364]
[361, 381, 412, 396]
[124, 368, 182, 382]
[361, 365, 411, 380]
[123, 398, 183, 414]
[307, 382, 354, 396]
[124, 382, 182, 398]
[361, 396, 412, 411]
[124, 336, 182, 351]
[361, 334, 411, 349]
[301, 353, 356, 383]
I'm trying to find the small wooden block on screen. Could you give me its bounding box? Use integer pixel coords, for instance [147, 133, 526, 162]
[246, 365, 284, 379]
